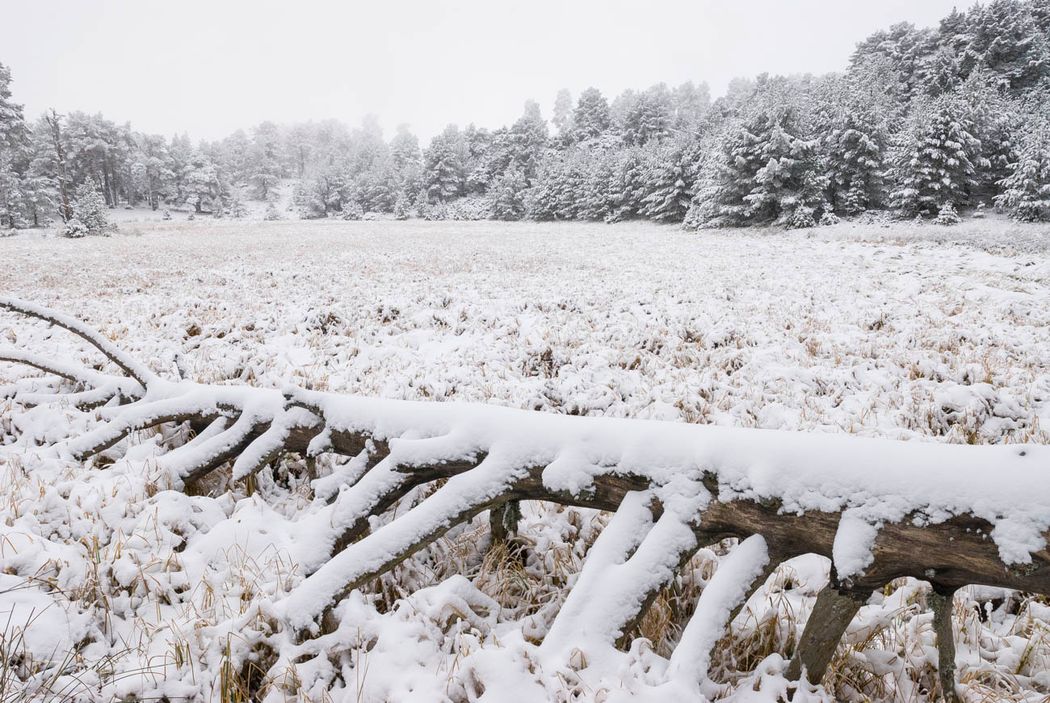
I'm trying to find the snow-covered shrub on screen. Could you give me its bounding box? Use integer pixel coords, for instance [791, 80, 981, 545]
[788, 205, 817, 229]
[934, 202, 960, 225]
[819, 211, 840, 226]
[228, 198, 248, 218]
[263, 203, 281, 221]
[62, 184, 112, 237]
[340, 200, 364, 220]
[444, 196, 492, 221]
[393, 192, 410, 220]
[61, 217, 87, 238]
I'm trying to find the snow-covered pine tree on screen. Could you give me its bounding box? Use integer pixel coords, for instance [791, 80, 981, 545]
[0, 62, 35, 229]
[965, 0, 1050, 93]
[639, 140, 696, 223]
[423, 125, 466, 203]
[393, 191, 410, 220]
[489, 167, 528, 220]
[698, 103, 828, 227]
[552, 89, 575, 138]
[995, 121, 1050, 221]
[622, 84, 673, 146]
[572, 88, 612, 143]
[605, 147, 648, 222]
[248, 121, 283, 201]
[507, 101, 549, 183]
[63, 183, 111, 237]
[889, 94, 984, 217]
[934, 201, 961, 224]
[340, 199, 364, 220]
[823, 103, 887, 215]
[690, 116, 771, 227]
[744, 119, 828, 227]
[958, 72, 1021, 201]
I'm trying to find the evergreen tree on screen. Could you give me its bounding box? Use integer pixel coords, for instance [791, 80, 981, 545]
[572, 88, 612, 142]
[694, 108, 826, 227]
[552, 89, 574, 137]
[959, 73, 1021, 200]
[996, 121, 1050, 220]
[966, 0, 1050, 93]
[393, 190, 410, 220]
[489, 166, 528, 220]
[0, 62, 32, 228]
[507, 101, 549, 182]
[423, 125, 466, 203]
[390, 124, 423, 198]
[824, 104, 887, 214]
[622, 84, 673, 145]
[249, 121, 284, 200]
[639, 140, 695, 222]
[743, 120, 828, 227]
[889, 95, 984, 216]
[671, 81, 711, 133]
[63, 183, 111, 237]
[605, 147, 648, 222]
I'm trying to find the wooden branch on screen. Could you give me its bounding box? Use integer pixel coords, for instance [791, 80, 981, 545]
[0, 348, 112, 386]
[0, 297, 156, 389]
[929, 588, 959, 703]
[5, 299, 1050, 692]
[785, 584, 869, 684]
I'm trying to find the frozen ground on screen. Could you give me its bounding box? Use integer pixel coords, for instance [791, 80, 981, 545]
[1, 218, 1049, 701]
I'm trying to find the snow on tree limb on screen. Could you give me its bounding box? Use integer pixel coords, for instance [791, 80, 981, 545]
[5, 299, 1050, 687]
[668, 534, 770, 685]
[0, 296, 157, 389]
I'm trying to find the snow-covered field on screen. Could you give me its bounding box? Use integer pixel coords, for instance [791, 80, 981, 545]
[1, 218, 1049, 702]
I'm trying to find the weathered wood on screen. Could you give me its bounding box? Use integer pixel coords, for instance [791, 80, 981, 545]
[6, 299, 1050, 689]
[929, 588, 959, 703]
[489, 500, 522, 544]
[785, 584, 870, 683]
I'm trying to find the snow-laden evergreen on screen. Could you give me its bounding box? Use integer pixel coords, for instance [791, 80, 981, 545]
[996, 120, 1050, 220]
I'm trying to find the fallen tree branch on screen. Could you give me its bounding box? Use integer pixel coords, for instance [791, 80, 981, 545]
[3, 298, 1049, 691]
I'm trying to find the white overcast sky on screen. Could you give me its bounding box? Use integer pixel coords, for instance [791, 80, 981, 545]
[3, 0, 964, 143]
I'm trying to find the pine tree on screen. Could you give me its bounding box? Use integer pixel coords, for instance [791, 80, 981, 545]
[552, 89, 574, 137]
[249, 121, 284, 201]
[744, 122, 828, 227]
[639, 141, 695, 222]
[0, 62, 37, 229]
[622, 84, 673, 146]
[572, 88, 612, 142]
[695, 108, 826, 227]
[507, 101, 548, 182]
[889, 95, 984, 217]
[934, 201, 961, 224]
[995, 122, 1050, 221]
[824, 105, 887, 214]
[423, 125, 466, 203]
[63, 183, 111, 237]
[692, 117, 772, 226]
[393, 191, 410, 220]
[605, 148, 648, 222]
[489, 167, 528, 220]
[966, 0, 1050, 93]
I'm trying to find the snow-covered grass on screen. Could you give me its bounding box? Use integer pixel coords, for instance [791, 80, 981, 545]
[1, 218, 1049, 701]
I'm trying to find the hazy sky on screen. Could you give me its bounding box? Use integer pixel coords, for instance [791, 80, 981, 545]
[3, 0, 964, 143]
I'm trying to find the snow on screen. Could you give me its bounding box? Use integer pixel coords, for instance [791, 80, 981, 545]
[2, 218, 1050, 701]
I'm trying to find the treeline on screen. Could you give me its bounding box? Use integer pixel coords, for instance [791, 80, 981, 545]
[2, 0, 1050, 231]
